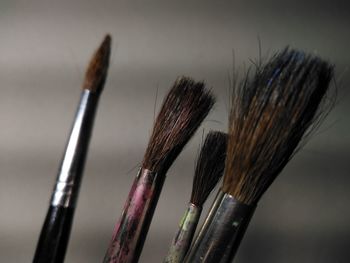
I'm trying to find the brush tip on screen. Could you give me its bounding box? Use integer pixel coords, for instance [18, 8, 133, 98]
[190, 131, 228, 206]
[223, 47, 334, 205]
[83, 34, 112, 93]
[142, 76, 215, 174]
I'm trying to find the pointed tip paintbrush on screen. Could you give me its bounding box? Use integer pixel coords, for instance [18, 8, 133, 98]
[33, 34, 111, 263]
[164, 131, 227, 263]
[103, 77, 215, 263]
[185, 48, 334, 263]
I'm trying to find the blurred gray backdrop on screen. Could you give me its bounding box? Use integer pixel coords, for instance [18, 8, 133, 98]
[0, 0, 349, 262]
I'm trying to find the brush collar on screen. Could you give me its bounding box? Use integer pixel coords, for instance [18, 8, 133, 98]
[185, 191, 255, 262]
[51, 89, 98, 208]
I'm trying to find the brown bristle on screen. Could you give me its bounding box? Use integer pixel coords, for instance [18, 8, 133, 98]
[190, 131, 228, 206]
[223, 48, 334, 205]
[142, 77, 215, 174]
[82, 34, 111, 93]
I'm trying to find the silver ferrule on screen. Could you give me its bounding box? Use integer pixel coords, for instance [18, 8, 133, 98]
[184, 192, 255, 263]
[51, 89, 99, 207]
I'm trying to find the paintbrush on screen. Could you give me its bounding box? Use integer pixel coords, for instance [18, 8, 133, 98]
[33, 34, 111, 263]
[163, 131, 227, 263]
[103, 77, 215, 263]
[185, 48, 334, 263]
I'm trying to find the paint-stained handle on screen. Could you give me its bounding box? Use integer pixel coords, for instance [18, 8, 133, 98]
[164, 203, 202, 263]
[33, 205, 74, 263]
[104, 168, 165, 263]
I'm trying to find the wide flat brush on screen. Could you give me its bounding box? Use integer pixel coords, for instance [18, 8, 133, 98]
[103, 77, 215, 263]
[33, 35, 111, 263]
[163, 131, 227, 263]
[185, 48, 334, 263]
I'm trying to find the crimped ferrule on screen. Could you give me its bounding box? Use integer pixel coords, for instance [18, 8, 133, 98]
[185, 191, 255, 263]
[164, 203, 202, 263]
[51, 89, 98, 208]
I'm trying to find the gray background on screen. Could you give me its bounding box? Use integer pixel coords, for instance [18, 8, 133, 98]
[0, 0, 349, 262]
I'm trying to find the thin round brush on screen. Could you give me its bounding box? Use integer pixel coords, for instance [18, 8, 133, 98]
[163, 131, 228, 263]
[185, 48, 334, 263]
[103, 77, 215, 263]
[33, 35, 111, 263]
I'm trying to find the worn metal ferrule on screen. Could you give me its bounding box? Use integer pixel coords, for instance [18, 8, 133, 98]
[164, 203, 202, 263]
[104, 168, 165, 263]
[51, 89, 98, 208]
[190, 190, 225, 250]
[184, 191, 255, 263]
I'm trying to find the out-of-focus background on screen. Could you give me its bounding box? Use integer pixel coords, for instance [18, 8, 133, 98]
[0, 0, 349, 262]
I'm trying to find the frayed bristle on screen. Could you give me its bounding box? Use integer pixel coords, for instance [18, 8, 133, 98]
[142, 77, 215, 174]
[83, 34, 111, 93]
[223, 48, 334, 205]
[190, 131, 228, 206]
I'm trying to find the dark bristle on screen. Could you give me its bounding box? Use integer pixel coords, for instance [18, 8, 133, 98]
[223, 48, 334, 205]
[83, 34, 111, 93]
[142, 77, 215, 174]
[190, 131, 228, 206]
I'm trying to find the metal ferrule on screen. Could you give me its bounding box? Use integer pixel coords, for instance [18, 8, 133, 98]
[51, 89, 99, 208]
[191, 190, 225, 249]
[164, 203, 202, 263]
[104, 168, 165, 263]
[184, 191, 255, 263]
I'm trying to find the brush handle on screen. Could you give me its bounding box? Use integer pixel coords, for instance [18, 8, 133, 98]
[184, 192, 255, 263]
[164, 203, 202, 263]
[103, 168, 165, 263]
[33, 205, 74, 263]
[34, 90, 100, 262]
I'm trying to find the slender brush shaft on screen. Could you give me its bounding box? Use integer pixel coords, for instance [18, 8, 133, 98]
[185, 192, 255, 263]
[34, 90, 99, 263]
[104, 168, 165, 263]
[164, 203, 202, 263]
[33, 35, 111, 263]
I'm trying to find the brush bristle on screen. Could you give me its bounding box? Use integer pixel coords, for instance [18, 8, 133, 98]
[142, 77, 215, 174]
[83, 34, 111, 93]
[223, 48, 334, 205]
[190, 131, 228, 206]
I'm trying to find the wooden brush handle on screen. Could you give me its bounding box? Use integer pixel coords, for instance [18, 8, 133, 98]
[104, 168, 165, 263]
[33, 205, 74, 263]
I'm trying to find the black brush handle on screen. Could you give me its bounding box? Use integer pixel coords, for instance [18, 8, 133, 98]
[33, 205, 74, 263]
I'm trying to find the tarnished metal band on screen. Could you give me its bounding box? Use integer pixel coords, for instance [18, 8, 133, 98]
[51, 89, 97, 207]
[187, 203, 201, 217]
[136, 168, 158, 182]
[184, 192, 255, 263]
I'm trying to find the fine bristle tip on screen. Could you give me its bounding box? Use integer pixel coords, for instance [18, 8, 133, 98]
[190, 131, 228, 206]
[142, 76, 215, 174]
[223, 47, 334, 205]
[83, 34, 112, 93]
